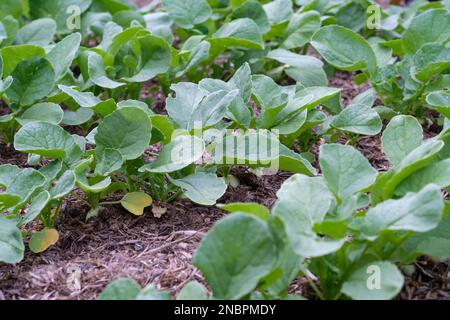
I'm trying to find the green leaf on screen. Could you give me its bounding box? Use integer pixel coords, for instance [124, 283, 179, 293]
[47, 33, 81, 80]
[21, 191, 51, 225]
[0, 44, 45, 77]
[122, 35, 172, 83]
[62, 108, 94, 126]
[88, 51, 124, 89]
[166, 82, 204, 129]
[95, 107, 152, 163]
[50, 170, 75, 199]
[0, 0, 23, 19]
[283, 10, 321, 49]
[30, 0, 92, 34]
[0, 164, 20, 188]
[396, 158, 450, 195]
[0, 216, 24, 264]
[402, 9, 450, 54]
[381, 115, 423, 166]
[0, 193, 21, 212]
[193, 213, 277, 299]
[231, 0, 270, 34]
[319, 144, 378, 199]
[6, 57, 55, 106]
[120, 192, 153, 216]
[169, 172, 227, 206]
[263, 0, 292, 25]
[218, 202, 270, 221]
[331, 103, 382, 136]
[311, 25, 377, 74]
[210, 18, 264, 50]
[177, 281, 208, 300]
[140, 135, 205, 173]
[29, 228, 59, 253]
[382, 139, 444, 199]
[16, 103, 64, 126]
[362, 184, 444, 238]
[15, 18, 56, 46]
[341, 261, 404, 300]
[414, 43, 450, 82]
[14, 122, 81, 159]
[162, 0, 211, 29]
[426, 91, 450, 118]
[98, 278, 141, 300]
[136, 284, 171, 300]
[267, 48, 323, 69]
[5, 168, 46, 209]
[273, 174, 344, 257]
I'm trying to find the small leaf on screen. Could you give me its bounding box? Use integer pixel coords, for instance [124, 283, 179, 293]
[29, 228, 59, 253]
[121, 192, 153, 216]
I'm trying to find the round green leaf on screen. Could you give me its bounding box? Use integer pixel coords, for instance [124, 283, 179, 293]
[6, 57, 55, 106]
[95, 107, 152, 161]
[193, 213, 277, 299]
[342, 261, 404, 300]
[16, 103, 64, 126]
[311, 25, 377, 74]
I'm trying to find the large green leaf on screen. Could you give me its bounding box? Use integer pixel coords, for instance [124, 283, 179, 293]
[331, 103, 382, 136]
[231, 0, 270, 34]
[263, 0, 292, 25]
[14, 122, 81, 159]
[6, 57, 55, 106]
[402, 9, 450, 54]
[162, 0, 211, 29]
[193, 213, 277, 299]
[311, 25, 377, 74]
[283, 10, 321, 49]
[16, 103, 64, 126]
[273, 174, 344, 257]
[319, 144, 378, 199]
[362, 184, 444, 238]
[0, 193, 21, 212]
[47, 33, 81, 80]
[30, 0, 92, 34]
[88, 51, 124, 89]
[426, 91, 450, 118]
[95, 107, 152, 173]
[15, 18, 56, 46]
[0, 45, 45, 77]
[140, 135, 205, 173]
[122, 35, 172, 83]
[381, 115, 423, 166]
[395, 158, 450, 195]
[0, 216, 24, 264]
[169, 172, 227, 205]
[210, 18, 264, 50]
[341, 261, 404, 300]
